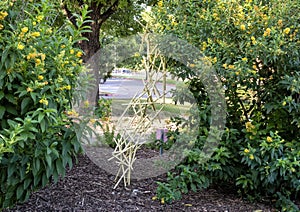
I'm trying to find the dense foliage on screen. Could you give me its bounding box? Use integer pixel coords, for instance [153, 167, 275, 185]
[149, 0, 300, 210]
[0, 0, 90, 208]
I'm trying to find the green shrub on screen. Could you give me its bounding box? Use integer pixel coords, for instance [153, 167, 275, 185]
[0, 1, 91, 208]
[151, 0, 300, 210]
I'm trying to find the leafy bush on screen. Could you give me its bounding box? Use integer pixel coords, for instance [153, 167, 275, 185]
[0, 1, 91, 208]
[150, 0, 300, 210]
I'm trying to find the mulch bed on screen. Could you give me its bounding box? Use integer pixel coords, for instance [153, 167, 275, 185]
[4, 152, 280, 212]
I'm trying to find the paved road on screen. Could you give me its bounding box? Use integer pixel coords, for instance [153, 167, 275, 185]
[99, 77, 175, 100]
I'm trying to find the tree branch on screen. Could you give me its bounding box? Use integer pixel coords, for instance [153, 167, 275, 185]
[63, 4, 77, 27]
[99, 0, 120, 24]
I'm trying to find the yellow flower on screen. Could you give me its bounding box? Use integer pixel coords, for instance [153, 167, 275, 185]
[27, 52, 37, 60]
[66, 110, 75, 116]
[266, 136, 272, 142]
[161, 198, 165, 204]
[40, 53, 46, 61]
[157, 0, 163, 7]
[65, 85, 71, 90]
[152, 196, 157, 201]
[244, 149, 250, 153]
[277, 19, 283, 26]
[252, 64, 257, 70]
[38, 75, 44, 80]
[283, 27, 290, 35]
[282, 101, 286, 106]
[228, 65, 235, 69]
[61, 45, 66, 49]
[171, 20, 178, 26]
[249, 154, 254, 160]
[242, 57, 247, 62]
[21, 27, 29, 33]
[245, 121, 255, 132]
[76, 51, 83, 58]
[33, 21, 36, 26]
[0, 11, 8, 20]
[39, 98, 48, 106]
[263, 28, 271, 37]
[189, 63, 195, 68]
[31, 32, 40, 37]
[27, 87, 33, 92]
[36, 15, 44, 22]
[0, 24, 4, 30]
[212, 57, 217, 63]
[70, 49, 75, 54]
[17, 43, 25, 50]
[35, 59, 41, 65]
[235, 71, 240, 75]
[240, 24, 246, 31]
[222, 63, 228, 69]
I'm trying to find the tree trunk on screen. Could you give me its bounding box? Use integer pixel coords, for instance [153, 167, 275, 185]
[64, 1, 120, 108]
[79, 4, 102, 108]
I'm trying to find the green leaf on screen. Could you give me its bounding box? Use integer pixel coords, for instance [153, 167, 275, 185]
[52, 169, 59, 183]
[19, 167, 25, 180]
[5, 94, 17, 104]
[23, 178, 32, 190]
[38, 112, 45, 123]
[46, 147, 51, 155]
[8, 164, 16, 178]
[67, 155, 73, 169]
[40, 119, 46, 132]
[0, 105, 5, 119]
[56, 159, 65, 176]
[33, 158, 41, 175]
[66, 25, 74, 37]
[42, 173, 48, 187]
[33, 173, 41, 186]
[45, 153, 52, 168]
[190, 183, 197, 192]
[6, 105, 18, 115]
[1, 47, 10, 65]
[0, 90, 4, 100]
[16, 184, 24, 200]
[30, 92, 37, 103]
[21, 97, 32, 115]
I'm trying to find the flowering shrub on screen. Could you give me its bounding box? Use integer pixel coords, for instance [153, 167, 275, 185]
[0, 0, 90, 208]
[151, 0, 300, 210]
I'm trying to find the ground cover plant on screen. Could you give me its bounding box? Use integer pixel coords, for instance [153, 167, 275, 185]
[148, 0, 300, 210]
[0, 0, 91, 209]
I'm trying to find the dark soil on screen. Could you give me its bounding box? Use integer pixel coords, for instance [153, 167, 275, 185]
[4, 152, 280, 212]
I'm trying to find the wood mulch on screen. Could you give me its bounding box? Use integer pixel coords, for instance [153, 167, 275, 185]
[4, 152, 280, 212]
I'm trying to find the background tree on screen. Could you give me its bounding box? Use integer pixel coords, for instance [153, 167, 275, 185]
[62, 0, 157, 105]
[62, 0, 156, 61]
